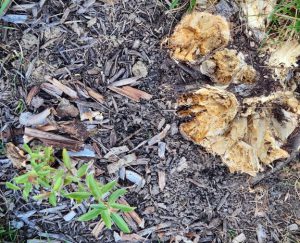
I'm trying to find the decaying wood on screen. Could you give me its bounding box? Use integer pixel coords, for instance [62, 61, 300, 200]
[24, 127, 83, 151]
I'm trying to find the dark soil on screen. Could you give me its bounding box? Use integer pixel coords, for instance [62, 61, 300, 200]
[0, 0, 299, 242]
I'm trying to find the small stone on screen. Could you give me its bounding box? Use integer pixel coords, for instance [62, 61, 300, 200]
[256, 224, 267, 243]
[250, 41, 255, 48]
[158, 142, 166, 159]
[132, 61, 148, 78]
[132, 39, 140, 49]
[287, 224, 299, 231]
[176, 157, 188, 172]
[31, 96, 44, 109]
[232, 233, 246, 243]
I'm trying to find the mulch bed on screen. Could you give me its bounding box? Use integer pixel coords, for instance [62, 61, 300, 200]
[0, 0, 299, 242]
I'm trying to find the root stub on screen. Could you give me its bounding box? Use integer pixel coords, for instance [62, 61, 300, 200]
[177, 86, 300, 176]
[168, 12, 230, 62]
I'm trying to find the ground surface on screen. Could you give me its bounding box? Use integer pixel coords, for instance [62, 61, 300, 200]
[0, 0, 299, 242]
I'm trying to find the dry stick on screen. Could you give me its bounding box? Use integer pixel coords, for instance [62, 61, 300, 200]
[250, 151, 299, 187]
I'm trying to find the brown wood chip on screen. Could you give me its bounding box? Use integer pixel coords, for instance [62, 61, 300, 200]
[26, 86, 40, 105]
[45, 75, 78, 99]
[76, 81, 104, 103]
[108, 86, 152, 102]
[24, 127, 83, 151]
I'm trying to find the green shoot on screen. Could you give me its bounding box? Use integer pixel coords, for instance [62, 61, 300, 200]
[6, 144, 134, 234]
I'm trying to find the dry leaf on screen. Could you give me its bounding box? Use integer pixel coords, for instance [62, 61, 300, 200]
[6, 143, 27, 169]
[158, 171, 166, 191]
[168, 11, 230, 62]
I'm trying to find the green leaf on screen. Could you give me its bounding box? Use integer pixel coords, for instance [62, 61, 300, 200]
[5, 182, 20, 190]
[108, 189, 127, 204]
[23, 183, 32, 201]
[77, 164, 88, 177]
[111, 213, 131, 233]
[170, 0, 180, 9]
[100, 180, 116, 195]
[90, 202, 107, 210]
[100, 209, 112, 229]
[37, 170, 51, 176]
[65, 192, 91, 200]
[62, 148, 72, 170]
[78, 208, 102, 221]
[86, 174, 101, 200]
[14, 173, 29, 184]
[33, 192, 50, 200]
[110, 203, 136, 212]
[37, 178, 51, 188]
[23, 143, 32, 155]
[49, 192, 57, 206]
[53, 177, 63, 192]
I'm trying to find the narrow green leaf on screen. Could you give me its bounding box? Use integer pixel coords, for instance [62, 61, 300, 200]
[108, 189, 127, 204]
[111, 213, 131, 233]
[78, 208, 102, 221]
[33, 192, 50, 200]
[65, 192, 91, 200]
[90, 202, 107, 210]
[37, 178, 51, 188]
[110, 203, 136, 212]
[23, 143, 32, 155]
[53, 177, 63, 192]
[77, 164, 88, 177]
[100, 180, 116, 195]
[37, 170, 51, 176]
[14, 173, 29, 184]
[49, 192, 57, 206]
[170, 0, 179, 9]
[86, 174, 101, 200]
[100, 209, 112, 229]
[62, 148, 72, 170]
[5, 182, 20, 190]
[22, 183, 32, 201]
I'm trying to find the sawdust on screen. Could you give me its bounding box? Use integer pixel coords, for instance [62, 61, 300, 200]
[200, 49, 256, 85]
[177, 87, 300, 176]
[168, 12, 230, 62]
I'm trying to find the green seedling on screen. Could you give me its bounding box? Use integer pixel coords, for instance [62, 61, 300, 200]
[169, 0, 197, 11]
[6, 145, 134, 234]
